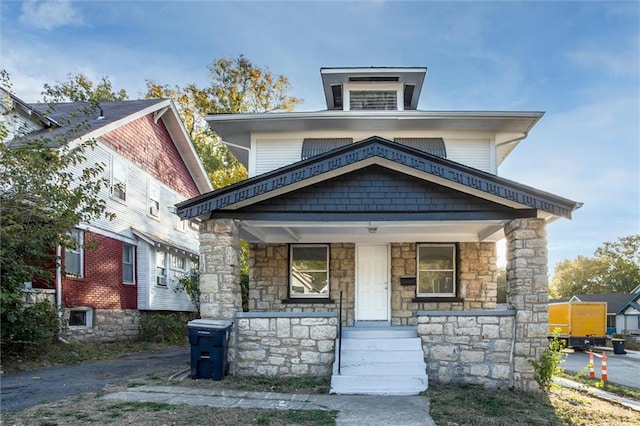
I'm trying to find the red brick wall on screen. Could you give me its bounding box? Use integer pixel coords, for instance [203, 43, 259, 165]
[62, 231, 137, 310]
[100, 114, 201, 198]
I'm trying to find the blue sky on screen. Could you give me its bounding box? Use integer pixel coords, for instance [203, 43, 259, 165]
[2, 0, 638, 275]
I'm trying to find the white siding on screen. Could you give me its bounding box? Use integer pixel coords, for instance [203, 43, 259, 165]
[147, 247, 196, 312]
[136, 242, 151, 310]
[67, 139, 200, 312]
[445, 139, 494, 173]
[255, 139, 303, 175]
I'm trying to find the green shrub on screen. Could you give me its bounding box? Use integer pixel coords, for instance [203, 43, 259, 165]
[1, 300, 61, 356]
[139, 312, 195, 344]
[529, 329, 566, 391]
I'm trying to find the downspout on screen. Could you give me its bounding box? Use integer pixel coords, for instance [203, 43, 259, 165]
[508, 310, 517, 389]
[56, 245, 69, 344]
[55, 245, 62, 314]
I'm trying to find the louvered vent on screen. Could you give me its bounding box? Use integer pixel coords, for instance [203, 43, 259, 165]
[394, 138, 447, 158]
[301, 138, 353, 160]
[350, 91, 397, 110]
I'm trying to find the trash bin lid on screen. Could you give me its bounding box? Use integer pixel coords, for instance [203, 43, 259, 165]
[187, 319, 233, 329]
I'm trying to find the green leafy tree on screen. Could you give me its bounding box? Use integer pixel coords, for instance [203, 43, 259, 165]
[550, 235, 640, 298]
[1, 73, 114, 352]
[42, 73, 128, 103]
[496, 268, 507, 304]
[145, 54, 302, 189]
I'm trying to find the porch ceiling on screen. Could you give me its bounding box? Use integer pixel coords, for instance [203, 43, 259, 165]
[238, 219, 507, 243]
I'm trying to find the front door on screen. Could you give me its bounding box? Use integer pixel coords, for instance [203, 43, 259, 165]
[356, 244, 389, 321]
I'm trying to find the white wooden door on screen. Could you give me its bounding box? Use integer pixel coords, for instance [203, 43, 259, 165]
[356, 244, 389, 321]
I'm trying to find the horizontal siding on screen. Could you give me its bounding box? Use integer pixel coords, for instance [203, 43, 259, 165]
[255, 139, 303, 175]
[73, 141, 200, 254]
[147, 247, 196, 312]
[445, 139, 493, 173]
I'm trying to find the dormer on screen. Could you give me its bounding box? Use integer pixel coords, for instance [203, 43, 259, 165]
[320, 67, 427, 111]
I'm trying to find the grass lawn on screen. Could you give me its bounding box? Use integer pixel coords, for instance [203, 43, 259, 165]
[2, 341, 639, 425]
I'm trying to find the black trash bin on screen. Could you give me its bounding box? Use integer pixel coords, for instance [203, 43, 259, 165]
[187, 319, 233, 380]
[612, 338, 626, 355]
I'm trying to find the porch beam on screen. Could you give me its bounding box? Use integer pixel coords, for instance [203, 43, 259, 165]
[209, 209, 538, 222]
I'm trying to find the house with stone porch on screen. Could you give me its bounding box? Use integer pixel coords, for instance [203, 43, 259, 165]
[176, 67, 582, 394]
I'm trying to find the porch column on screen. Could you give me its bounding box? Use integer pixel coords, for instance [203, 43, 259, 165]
[504, 218, 549, 392]
[199, 219, 242, 320]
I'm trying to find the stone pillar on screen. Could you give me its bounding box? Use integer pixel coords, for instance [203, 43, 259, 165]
[504, 218, 548, 392]
[199, 219, 242, 320]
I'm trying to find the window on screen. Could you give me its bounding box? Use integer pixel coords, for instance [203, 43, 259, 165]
[171, 254, 186, 271]
[148, 181, 161, 218]
[123, 244, 135, 284]
[417, 244, 456, 297]
[290, 245, 329, 298]
[156, 250, 167, 286]
[65, 229, 83, 277]
[111, 157, 127, 201]
[176, 215, 188, 232]
[68, 307, 93, 328]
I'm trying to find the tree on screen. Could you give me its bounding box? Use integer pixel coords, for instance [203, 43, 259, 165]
[1, 74, 114, 352]
[42, 73, 128, 103]
[145, 54, 302, 189]
[550, 235, 640, 298]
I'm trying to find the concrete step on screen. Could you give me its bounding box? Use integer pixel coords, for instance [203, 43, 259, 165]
[341, 326, 417, 339]
[334, 362, 427, 376]
[339, 337, 422, 351]
[337, 349, 425, 364]
[330, 374, 428, 396]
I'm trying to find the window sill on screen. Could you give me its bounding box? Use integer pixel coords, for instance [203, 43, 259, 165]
[281, 298, 334, 304]
[412, 297, 464, 303]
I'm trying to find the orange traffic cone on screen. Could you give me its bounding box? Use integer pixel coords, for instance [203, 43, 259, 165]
[589, 349, 595, 379]
[601, 351, 608, 382]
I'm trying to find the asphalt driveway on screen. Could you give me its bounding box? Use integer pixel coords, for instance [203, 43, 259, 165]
[0, 346, 189, 413]
[563, 348, 640, 389]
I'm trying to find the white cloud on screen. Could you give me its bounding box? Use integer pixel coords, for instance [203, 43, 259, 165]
[19, 0, 83, 31]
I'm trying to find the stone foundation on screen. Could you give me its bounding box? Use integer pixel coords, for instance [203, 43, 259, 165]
[418, 310, 516, 387]
[234, 312, 337, 377]
[64, 309, 141, 342]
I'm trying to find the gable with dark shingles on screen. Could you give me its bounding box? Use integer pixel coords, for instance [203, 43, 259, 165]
[176, 136, 581, 220]
[244, 165, 520, 214]
[574, 293, 638, 314]
[25, 99, 166, 145]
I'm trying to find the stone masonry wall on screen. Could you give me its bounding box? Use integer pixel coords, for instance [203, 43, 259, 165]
[391, 242, 497, 325]
[505, 218, 549, 392]
[418, 311, 515, 387]
[234, 312, 337, 376]
[64, 309, 141, 342]
[249, 243, 355, 325]
[250, 242, 496, 326]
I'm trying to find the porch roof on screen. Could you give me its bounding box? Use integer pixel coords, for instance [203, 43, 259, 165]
[176, 137, 581, 243]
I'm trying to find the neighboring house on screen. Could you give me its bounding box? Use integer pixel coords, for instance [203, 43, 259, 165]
[1, 89, 212, 342]
[568, 293, 640, 335]
[175, 67, 582, 393]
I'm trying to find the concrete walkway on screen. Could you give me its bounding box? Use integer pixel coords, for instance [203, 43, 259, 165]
[554, 377, 640, 412]
[102, 385, 436, 426]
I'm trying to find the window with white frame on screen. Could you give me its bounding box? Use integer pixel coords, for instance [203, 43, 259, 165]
[417, 244, 456, 297]
[289, 245, 329, 298]
[65, 229, 84, 277]
[148, 181, 161, 218]
[156, 250, 167, 286]
[111, 156, 127, 201]
[68, 306, 93, 328]
[176, 215, 188, 232]
[171, 254, 186, 271]
[123, 244, 135, 284]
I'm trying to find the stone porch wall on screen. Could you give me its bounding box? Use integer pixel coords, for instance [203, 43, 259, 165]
[249, 243, 356, 324]
[391, 242, 497, 325]
[233, 312, 338, 376]
[417, 310, 515, 387]
[250, 242, 497, 326]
